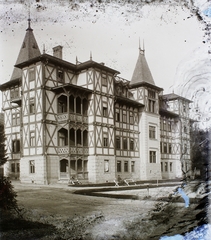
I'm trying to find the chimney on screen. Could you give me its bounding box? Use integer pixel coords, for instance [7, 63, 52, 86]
[53, 45, 63, 59]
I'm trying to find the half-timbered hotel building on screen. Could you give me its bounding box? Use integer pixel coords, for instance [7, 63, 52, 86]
[0, 20, 191, 184]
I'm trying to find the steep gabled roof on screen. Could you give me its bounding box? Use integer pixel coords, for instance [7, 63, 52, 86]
[130, 48, 155, 88]
[10, 19, 41, 81]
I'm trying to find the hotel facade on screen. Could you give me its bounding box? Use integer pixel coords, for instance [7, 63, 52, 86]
[0, 21, 192, 184]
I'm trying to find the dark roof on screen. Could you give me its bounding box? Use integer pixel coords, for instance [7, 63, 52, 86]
[130, 49, 155, 87]
[10, 20, 41, 81]
[129, 81, 163, 92]
[15, 54, 120, 75]
[159, 108, 179, 118]
[51, 83, 93, 94]
[0, 78, 20, 90]
[161, 93, 192, 103]
[115, 95, 144, 107]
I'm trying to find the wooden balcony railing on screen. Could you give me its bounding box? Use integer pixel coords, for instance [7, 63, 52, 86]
[57, 113, 88, 123]
[57, 146, 89, 155]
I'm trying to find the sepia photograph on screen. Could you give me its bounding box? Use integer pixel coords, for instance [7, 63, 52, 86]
[0, 0, 210, 239]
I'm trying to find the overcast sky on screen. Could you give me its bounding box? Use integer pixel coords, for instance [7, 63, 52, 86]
[0, 0, 208, 108]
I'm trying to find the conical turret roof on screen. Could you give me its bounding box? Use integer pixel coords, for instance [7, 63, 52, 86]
[130, 48, 155, 88]
[10, 19, 41, 81]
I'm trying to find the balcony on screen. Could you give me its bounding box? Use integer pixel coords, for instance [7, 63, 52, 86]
[57, 146, 89, 155]
[57, 113, 88, 123]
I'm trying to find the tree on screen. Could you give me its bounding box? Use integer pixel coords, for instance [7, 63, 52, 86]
[0, 124, 8, 166]
[0, 123, 19, 213]
[190, 128, 209, 181]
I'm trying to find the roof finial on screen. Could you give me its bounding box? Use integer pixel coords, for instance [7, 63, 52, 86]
[138, 38, 145, 55]
[139, 37, 141, 51]
[43, 44, 46, 54]
[76, 56, 78, 65]
[90, 51, 92, 61]
[26, 3, 32, 31]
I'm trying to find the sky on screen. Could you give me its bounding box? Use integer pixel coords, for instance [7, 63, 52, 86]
[0, 0, 208, 108]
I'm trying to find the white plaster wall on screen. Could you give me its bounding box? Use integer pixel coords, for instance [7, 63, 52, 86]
[20, 155, 47, 184]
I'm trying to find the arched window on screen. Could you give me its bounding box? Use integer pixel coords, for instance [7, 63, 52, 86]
[58, 95, 67, 113]
[58, 128, 68, 146]
[83, 98, 88, 115]
[69, 95, 74, 113]
[83, 130, 88, 146]
[76, 97, 81, 114]
[76, 129, 82, 145]
[69, 128, 75, 146]
[60, 159, 68, 172]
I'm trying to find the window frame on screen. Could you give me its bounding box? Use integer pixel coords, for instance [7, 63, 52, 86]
[103, 132, 108, 147]
[149, 126, 156, 139]
[117, 160, 121, 172]
[104, 160, 109, 173]
[149, 150, 156, 163]
[124, 161, 128, 172]
[30, 131, 35, 147]
[29, 160, 35, 174]
[29, 98, 35, 114]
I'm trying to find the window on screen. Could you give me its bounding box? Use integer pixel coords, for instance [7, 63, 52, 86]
[58, 69, 64, 82]
[184, 126, 187, 133]
[129, 111, 134, 124]
[29, 160, 35, 173]
[124, 161, 128, 172]
[148, 90, 156, 99]
[11, 88, 19, 99]
[183, 104, 186, 112]
[30, 132, 35, 146]
[102, 73, 107, 86]
[12, 113, 20, 126]
[148, 90, 156, 113]
[183, 143, 187, 154]
[122, 110, 127, 123]
[11, 163, 15, 173]
[170, 162, 173, 172]
[58, 95, 67, 113]
[130, 139, 134, 151]
[59, 129, 68, 146]
[168, 121, 172, 131]
[148, 99, 155, 113]
[161, 162, 163, 172]
[131, 161, 135, 172]
[163, 121, 167, 131]
[116, 136, 120, 150]
[117, 161, 121, 172]
[123, 138, 127, 150]
[29, 67, 35, 81]
[169, 143, 172, 154]
[149, 151, 156, 163]
[165, 162, 168, 172]
[103, 132, 108, 147]
[12, 139, 20, 153]
[103, 102, 108, 117]
[115, 110, 120, 122]
[29, 98, 35, 114]
[164, 142, 167, 153]
[104, 160, 109, 172]
[17, 163, 20, 173]
[149, 126, 156, 139]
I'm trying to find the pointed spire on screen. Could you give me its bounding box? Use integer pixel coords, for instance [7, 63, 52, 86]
[76, 56, 78, 64]
[10, 18, 41, 81]
[90, 51, 92, 61]
[130, 44, 155, 87]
